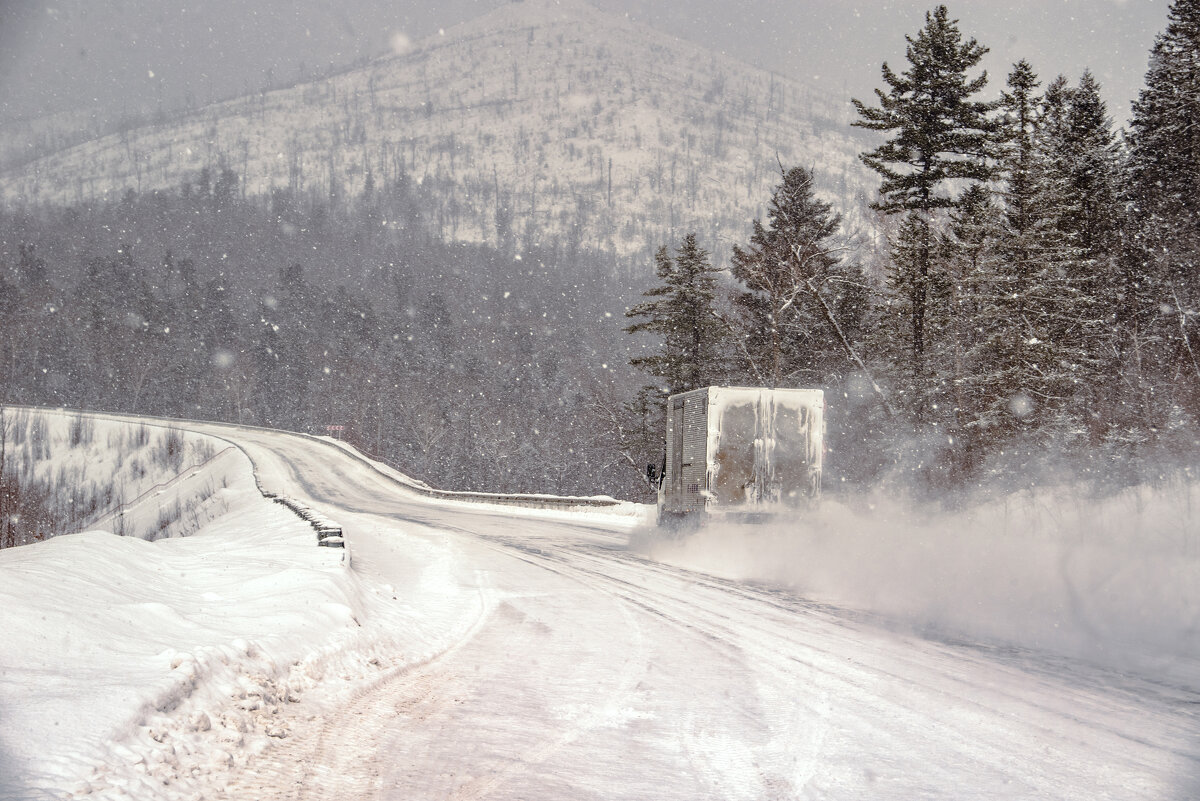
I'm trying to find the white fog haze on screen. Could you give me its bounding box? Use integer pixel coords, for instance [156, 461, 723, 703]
[638, 486, 1200, 682]
[1, 0, 1199, 798]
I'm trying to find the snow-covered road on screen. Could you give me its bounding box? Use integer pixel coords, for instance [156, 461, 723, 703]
[186, 422, 1200, 800]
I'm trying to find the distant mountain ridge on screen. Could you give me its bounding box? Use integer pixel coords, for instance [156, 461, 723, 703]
[0, 0, 877, 262]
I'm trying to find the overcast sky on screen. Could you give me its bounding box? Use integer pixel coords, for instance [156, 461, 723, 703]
[0, 0, 1172, 128]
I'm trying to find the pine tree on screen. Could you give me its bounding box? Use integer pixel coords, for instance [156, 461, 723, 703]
[970, 63, 1060, 457]
[852, 6, 998, 215]
[729, 167, 861, 388]
[1060, 72, 1122, 263]
[625, 233, 726, 395]
[1125, 0, 1200, 427]
[619, 234, 726, 493]
[852, 5, 999, 418]
[987, 62, 1047, 427]
[978, 73, 1101, 454]
[970, 71, 1120, 458]
[938, 183, 1005, 468]
[870, 210, 952, 416]
[1127, 0, 1200, 264]
[1048, 72, 1123, 442]
[999, 60, 1041, 239]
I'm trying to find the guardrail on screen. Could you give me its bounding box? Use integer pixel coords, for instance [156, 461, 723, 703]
[264, 493, 344, 548]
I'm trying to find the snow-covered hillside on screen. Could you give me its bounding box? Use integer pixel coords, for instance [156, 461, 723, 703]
[0, 0, 875, 260]
[0, 409, 231, 546]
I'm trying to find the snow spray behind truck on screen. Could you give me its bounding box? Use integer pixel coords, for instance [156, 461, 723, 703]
[657, 386, 824, 525]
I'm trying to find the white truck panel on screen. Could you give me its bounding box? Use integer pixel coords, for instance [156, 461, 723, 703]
[659, 386, 824, 522]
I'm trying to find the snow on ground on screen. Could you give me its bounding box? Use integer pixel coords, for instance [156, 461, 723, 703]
[0, 412, 485, 801]
[5, 410, 1200, 799]
[178, 421, 1200, 799]
[636, 483, 1200, 688]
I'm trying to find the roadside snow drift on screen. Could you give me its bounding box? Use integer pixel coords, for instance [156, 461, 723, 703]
[0, 413, 482, 801]
[0, 442, 327, 797]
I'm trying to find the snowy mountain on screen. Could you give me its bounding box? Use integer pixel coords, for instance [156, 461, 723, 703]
[0, 0, 876, 261]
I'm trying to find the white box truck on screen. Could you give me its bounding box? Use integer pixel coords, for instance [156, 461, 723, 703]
[657, 386, 824, 525]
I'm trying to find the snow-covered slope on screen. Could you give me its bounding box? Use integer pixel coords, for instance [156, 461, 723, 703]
[0, 411, 496, 800]
[1, 410, 230, 545]
[0, 0, 875, 260]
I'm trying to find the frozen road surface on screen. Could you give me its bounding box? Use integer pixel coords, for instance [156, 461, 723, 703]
[181, 422, 1199, 801]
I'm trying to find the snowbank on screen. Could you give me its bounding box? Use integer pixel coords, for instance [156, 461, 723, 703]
[638, 483, 1200, 687]
[0, 415, 481, 801]
[0, 478, 333, 797]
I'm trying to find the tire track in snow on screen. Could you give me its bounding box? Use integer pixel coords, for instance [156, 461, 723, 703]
[473, 534, 1193, 799]
[444, 590, 649, 801]
[470, 537, 828, 799]
[221, 575, 498, 801]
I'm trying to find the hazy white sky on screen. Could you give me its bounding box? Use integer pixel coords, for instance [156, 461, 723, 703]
[0, 0, 1172, 127]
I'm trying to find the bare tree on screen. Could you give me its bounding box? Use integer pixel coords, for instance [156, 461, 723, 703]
[0, 405, 11, 548]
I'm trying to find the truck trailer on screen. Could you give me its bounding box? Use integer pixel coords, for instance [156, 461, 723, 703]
[657, 386, 824, 525]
